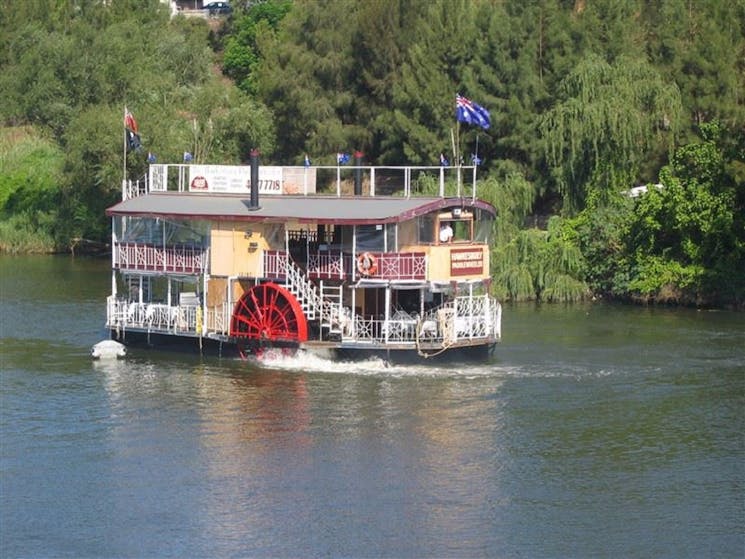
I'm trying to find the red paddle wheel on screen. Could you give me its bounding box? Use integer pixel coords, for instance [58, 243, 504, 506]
[230, 282, 308, 343]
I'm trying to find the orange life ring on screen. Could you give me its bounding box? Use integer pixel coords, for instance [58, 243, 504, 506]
[356, 252, 377, 276]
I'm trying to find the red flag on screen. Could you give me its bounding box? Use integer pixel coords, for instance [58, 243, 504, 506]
[124, 108, 138, 133]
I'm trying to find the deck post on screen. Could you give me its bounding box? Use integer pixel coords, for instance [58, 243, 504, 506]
[111, 224, 117, 297]
[472, 165, 477, 201]
[384, 287, 391, 344]
[351, 225, 357, 282]
[202, 271, 208, 336]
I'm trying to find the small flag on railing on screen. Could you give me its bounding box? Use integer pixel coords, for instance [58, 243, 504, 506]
[471, 153, 482, 166]
[440, 153, 450, 167]
[337, 152, 350, 165]
[147, 152, 157, 163]
[304, 154, 311, 167]
[183, 151, 193, 162]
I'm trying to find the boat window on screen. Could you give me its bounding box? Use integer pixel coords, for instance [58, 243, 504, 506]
[473, 209, 495, 243]
[418, 215, 435, 244]
[452, 219, 472, 242]
[385, 223, 397, 251]
[356, 224, 385, 252]
[115, 217, 209, 247]
[264, 223, 284, 248]
[436, 211, 473, 243]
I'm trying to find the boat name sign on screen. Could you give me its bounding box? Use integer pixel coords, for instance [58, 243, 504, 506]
[450, 248, 484, 276]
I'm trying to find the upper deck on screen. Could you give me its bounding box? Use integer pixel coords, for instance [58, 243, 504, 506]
[126, 162, 488, 201]
[107, 162, 495, 285]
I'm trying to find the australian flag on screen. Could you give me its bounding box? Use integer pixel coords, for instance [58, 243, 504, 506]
[456, 94, 491, 129]
[440, 153, 450, 167]
[304, 154, 311, 168]
[183, 151, 193, 162]
[337, 152, 350, 165]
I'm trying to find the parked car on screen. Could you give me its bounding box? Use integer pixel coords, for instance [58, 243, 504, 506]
[204, 1, 232, 16]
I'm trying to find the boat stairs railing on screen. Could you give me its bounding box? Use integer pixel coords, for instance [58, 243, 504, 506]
[263, 251, 344, 335]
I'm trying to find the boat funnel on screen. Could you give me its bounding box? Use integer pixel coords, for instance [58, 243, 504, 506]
[248, 148, 261, 210]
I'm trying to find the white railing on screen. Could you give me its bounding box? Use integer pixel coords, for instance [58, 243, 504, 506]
[307, 252, 348, 280]
[107, 297, 200, 334]
[114, 242, 207, 274]
[207, 302, 231, 335]
[371, 252, 427, 281]
[142, 163, 482, 199]
[341, 295, 501, 346]
[122, 178, 149, 200]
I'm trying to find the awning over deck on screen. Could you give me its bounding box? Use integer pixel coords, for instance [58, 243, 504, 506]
[106, 193, 496, 225]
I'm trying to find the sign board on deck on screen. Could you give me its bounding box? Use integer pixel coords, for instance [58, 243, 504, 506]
[187, 165, 316, 195]
[450, 247, 484, 276]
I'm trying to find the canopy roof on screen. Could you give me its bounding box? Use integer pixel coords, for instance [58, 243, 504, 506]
[106, 193, 496, 225]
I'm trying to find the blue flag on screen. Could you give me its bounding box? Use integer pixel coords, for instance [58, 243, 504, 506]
[440, 153, 450, 167]
[304, 154, 311, 168]
[183, 151, 193, 162]
[471, 153, 482, 166]
[147, 152, 157, 163]
[337, 152, 350, 165]
[456, 94, 490, 129]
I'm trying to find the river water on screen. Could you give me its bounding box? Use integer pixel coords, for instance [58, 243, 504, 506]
[1, 255, 743, 558]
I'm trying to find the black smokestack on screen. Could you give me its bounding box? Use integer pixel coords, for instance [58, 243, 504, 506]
[354, 150, 363, 196]
[249, 148, 260, 210]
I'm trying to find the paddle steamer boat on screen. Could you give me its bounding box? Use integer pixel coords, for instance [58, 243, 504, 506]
[104, 153, 501, 361]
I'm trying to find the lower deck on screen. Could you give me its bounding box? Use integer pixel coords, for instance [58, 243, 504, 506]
[106, 291, 501, 359]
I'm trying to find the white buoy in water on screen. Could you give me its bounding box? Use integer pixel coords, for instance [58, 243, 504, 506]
[91, 340, 127, 359]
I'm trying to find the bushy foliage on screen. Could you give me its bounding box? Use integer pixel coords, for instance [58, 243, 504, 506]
[623, 122, 744, 306]
[0, 128, 62, 252]
[0, 0, 274, 249]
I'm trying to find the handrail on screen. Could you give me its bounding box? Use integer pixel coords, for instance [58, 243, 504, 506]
[142, 163, 481, 200]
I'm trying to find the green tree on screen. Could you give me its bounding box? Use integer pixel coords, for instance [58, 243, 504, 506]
[643, 0, 745, 138]
[540, 53, 682, 212]
[350, 0, 427, 162]
[386, 0, 483, 164]
[256, 0, 368, 162]
[222, 0, 292, 94]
